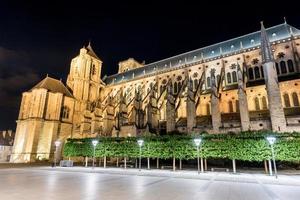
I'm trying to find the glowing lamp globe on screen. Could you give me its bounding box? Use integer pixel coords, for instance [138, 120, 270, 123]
[92, 140, 99, 147]
[266, 136, 276, 145]
[137, 139, 144, 147]
[194, 138, 202, 147]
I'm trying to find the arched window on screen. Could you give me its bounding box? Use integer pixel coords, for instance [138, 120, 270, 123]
[160, 85, 163, 94]
[248, 68, 254, 80]
[178, 82, 182, 92]
[217, 75, 220, 86]
[283, 93, 291, 107]
[287, 59, 295, 73]
[207, 77, 211, 88]
[262, 96, 268, 110]
[254, 66, 260, 79]
[228, 101, 233, 113]
[91, 64, 96, 75]
[189, 79, 193, 89]
[280, 61, 287, 74]
[275, 62, 280, 75]
[254, 97, 260, 110]
[174, 82, 178, 94]
[227, 72, 232, 84]
[194, 79, 198, 90]
[292, 92, 299, 107]
[206, 103, 210, 115]
[61, 106, 70, 119]
[260, 66, 264, 78]
[236, 100, 240, 112]
[232, 71, 237, 83]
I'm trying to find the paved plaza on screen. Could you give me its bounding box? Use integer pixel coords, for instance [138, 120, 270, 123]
[1, 167, 300, 200]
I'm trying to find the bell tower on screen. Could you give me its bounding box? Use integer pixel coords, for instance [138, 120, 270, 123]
[67, 42, 102, 103]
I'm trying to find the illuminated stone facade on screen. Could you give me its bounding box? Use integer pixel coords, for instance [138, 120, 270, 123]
[11, 22, 300, 162]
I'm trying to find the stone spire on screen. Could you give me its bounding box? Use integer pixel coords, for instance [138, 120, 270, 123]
[260, 21, 274, 64]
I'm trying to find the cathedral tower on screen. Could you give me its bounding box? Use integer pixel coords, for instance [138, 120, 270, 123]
[67, 43, 104, 135]
[67, 42, 102, 103]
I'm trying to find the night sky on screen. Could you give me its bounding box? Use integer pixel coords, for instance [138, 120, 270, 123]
[0, 1, 300, 130]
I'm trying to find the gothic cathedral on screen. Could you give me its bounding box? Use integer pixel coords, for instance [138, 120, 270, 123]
[10, 22, 300, 162]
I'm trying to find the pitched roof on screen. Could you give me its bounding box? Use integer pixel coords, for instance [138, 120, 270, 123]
[86, 43, 101, 60]
[30, 76, 74, 98]
[104, 23, 300, 85]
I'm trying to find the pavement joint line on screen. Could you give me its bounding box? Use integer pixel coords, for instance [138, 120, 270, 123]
[199, 174, 216, 192]
[256, 177, 281, 200]
[142, 177, 171, 187]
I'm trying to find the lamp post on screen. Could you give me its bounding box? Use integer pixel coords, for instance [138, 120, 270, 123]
[137, 139, 144, 171]
[92, 140, 99, 169]
[194, 138, 203, 174]
[266, 136, 277, 179]
[54, 140, 61, 167]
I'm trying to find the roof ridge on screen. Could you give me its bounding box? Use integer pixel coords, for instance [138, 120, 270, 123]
[106, 22, 299, 82]
[85, 43, 101, 60]
[30, 76, 74, 98]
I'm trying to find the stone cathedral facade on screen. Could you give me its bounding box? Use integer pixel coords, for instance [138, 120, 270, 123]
[10, 22, 300, 162]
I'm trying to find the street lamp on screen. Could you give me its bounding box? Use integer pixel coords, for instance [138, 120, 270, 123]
[194, 138, 203, 174]
[54, 140, 61, 167]
[92, 140, 99, 169]
[137, 139, 144, 171]
[266, 136, 277, 178]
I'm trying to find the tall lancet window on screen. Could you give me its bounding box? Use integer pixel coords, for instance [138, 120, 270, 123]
[292, 92, 299, 107]
[254, 66, 260, 79]
[275, 63, 280, 75]
[262, 96, 268, 110]
[254, 97, 260, 110]
[193, 79, 198, 91]
[236, 100, 240, 112]
[61, 106, 70, 119]
[232, 71, 237, 83]
[216, 75, 220, 86]
[227, 72, 232, 84]
[207, 77, 211, 88]
[287, 60, 295, 73]
[248, 68, 254, 80]
[228, 101, 233, 113]
[174, 82, 178, 94]
[206, 103, 211, 115]
[91, 64, 96, 75]
[178, 81, 182, 92]
[283, 93, 291, 107]
[280, 61, 287, 74]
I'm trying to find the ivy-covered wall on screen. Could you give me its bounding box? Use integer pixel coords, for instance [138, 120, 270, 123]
[63, 131, 300, 162]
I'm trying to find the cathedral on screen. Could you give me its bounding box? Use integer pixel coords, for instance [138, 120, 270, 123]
[10, 21, 300, 163]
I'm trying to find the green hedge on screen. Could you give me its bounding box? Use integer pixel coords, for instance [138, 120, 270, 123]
[63, 131, 300, 162]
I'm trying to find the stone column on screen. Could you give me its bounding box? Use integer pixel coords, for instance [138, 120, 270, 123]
[237, 63, 250, 131]
[210, 69, 221, 133]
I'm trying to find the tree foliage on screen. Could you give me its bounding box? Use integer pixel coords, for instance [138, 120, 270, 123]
[63, 131, 300, 162]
